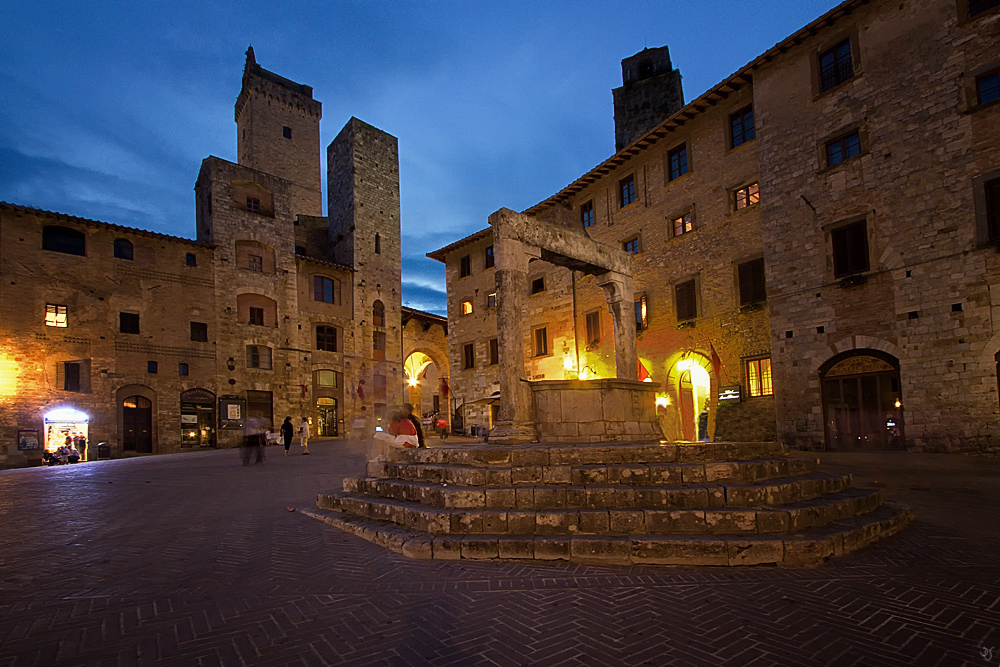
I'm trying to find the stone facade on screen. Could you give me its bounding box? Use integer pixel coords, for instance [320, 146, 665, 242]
[432, 0, 1000, 453]
[613, 46, 684, 152]
[401, 307, 450, 421]
[0, 49, 404, 466]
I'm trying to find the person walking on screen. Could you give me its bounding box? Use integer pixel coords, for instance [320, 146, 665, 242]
[403, 403, 425, 448]
[299, 417, 310, 455]
[280, 416, 294, 456]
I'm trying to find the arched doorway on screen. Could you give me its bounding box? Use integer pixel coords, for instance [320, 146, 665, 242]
[123, 396, 153, 453]
[676, 359, 711, 441]
[820, 350, 904, 450]
[317, 397, 338, 437]
[404, 351, 439, 417]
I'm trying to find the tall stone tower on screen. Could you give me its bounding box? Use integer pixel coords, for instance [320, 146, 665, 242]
[612, 46, 684, 152]
[327, 118, 404, 419]
[235, 46, 323, 217]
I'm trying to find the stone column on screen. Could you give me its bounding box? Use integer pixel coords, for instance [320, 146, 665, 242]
[596, 271, 638, 381]
[488, 210, 539, 444]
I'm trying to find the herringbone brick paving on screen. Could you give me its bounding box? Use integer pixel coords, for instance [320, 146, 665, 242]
[1, 441, 998, 666]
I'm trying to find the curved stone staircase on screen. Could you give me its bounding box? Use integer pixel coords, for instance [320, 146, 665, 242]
[305, 441, 912, 566]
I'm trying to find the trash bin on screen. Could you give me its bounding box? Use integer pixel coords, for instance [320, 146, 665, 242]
[97, 442, 110, 460]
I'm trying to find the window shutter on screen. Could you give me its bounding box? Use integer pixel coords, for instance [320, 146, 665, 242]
[676, 280, 697, 321]
[986, 178, 1000, 241]
[56, 362, 65, 390]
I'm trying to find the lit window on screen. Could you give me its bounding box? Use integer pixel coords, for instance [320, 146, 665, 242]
[461, 300, 473, 315]
[317, 326, 338, 352]
[484, 245, 494, 269]
[246, 197, 260, 214]
[673, 214, 693, 237]
[463, 342, 475, 369]
[248, 254, 263, 272]
[735, 183, 760, 210]
[45, 304, 68, 328]
[317, 370, 338, 387]
[635, 295, 648, 331]
[532, 327, 548, 357]
[668, 144, 688, 181]
[623, 237, 640, 254]
[460, 255, 471, 277]
[819, 39, 854, 91]
[826, 131, 861, 166]
[977, 71, 999, 105]
[581, 201, 595, 228]
[730, 106, 755, 148]
[247, 345, 272, 369]
[619, 175, 636, 208]
[746, 357, 773, 397]
[487, 292, 497, 308]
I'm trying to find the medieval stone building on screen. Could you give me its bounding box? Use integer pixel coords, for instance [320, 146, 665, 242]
[431, 0, 1000, 453]
[0, 49, 408, 466]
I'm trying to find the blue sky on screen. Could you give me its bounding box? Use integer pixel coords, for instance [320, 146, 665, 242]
[0, 1, 840, 316]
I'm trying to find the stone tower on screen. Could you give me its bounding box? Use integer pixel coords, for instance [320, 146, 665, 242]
[235, 46, 323, 217]
[327, 118, 404, 420]
[612, 46, 684, 152]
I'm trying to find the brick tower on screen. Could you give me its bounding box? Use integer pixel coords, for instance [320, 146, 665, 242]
[612, 46, 684, 152]
[235, 46, 323, 217]
[327, 118, 404, 423]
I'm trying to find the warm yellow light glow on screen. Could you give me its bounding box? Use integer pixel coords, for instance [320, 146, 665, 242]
[0, 357, 18, 397]
[403, 352, 433, 382]
[894, 399, 901, 408]
[643, 377, 652, 383]
[563, 356, 575, 371]
[676, 359, 693, 372]
[655, 395, 669, 408]
[580, 368, 590, 381]
[408, 377, 419, 387]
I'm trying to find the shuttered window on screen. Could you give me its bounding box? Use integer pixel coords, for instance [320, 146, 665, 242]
[738, 258, 767, 305]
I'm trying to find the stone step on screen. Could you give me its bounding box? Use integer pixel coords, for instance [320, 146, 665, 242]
[300, 502, 913, 566]
[386, 441, 787, 468]
[343, 471, 853, 511]
[374, 456, 821, 487]
[316, 485, 882, 536]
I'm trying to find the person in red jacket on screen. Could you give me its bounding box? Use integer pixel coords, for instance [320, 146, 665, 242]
[402, 403, 425, 448]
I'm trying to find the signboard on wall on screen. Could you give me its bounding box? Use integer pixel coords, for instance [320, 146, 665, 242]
[219, 396, 245, 429]
[17, 429, 39, 450]
[719, 385, 741, 402]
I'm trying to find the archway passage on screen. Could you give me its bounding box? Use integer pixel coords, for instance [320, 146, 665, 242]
[821, 350, 904, 450]
[317, 397, 338, 437]
[123, 396, 153, 453]
[663, 354, 714, 442]
[404, 351, 441, 419]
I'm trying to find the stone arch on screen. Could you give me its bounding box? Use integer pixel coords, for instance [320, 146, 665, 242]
[816, 335, 902, 370]
[658, 350, 717, 442]
[115, 384, 158, 455]
[817, 347, 904, 450]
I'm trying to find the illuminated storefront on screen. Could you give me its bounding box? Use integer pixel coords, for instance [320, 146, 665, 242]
[43, 407, 90, 458]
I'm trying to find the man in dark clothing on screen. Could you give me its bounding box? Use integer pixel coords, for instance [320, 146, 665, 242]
[403, 403, 425, 448]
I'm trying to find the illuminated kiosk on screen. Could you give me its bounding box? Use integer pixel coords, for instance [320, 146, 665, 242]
[44, 407, 90, 459]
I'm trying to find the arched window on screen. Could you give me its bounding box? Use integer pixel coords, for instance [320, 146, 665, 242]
[42, 226, 86, 256]
[113, 238, 134, 260]
[373, 300, 385, 327]
[375, 233, 381, 255]
[316, 325, 338, 352]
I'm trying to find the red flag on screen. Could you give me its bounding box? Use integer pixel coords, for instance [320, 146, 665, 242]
[357, 381, 365, 400]
[439, 378, 449, 399]
[710, 343, 722, 374]
[638, 360, 650, 382]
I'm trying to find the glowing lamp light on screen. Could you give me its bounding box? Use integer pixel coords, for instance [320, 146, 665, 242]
[408, 377, 418, 387]
[676, 359, 694, 372]
[643, 377, 652, 383]
[894, 399, 901, 409]
[655, 396, 669, 409]
[44, 407, 89, 422]
[563, 356, 575, 371]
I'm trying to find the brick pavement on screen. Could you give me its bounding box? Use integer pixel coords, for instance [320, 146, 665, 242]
[0, 440, 998, 666]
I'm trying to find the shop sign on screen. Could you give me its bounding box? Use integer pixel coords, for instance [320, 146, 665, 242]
[219, 397, 245, 429]
[719, 385, 741, 402]
[18, 428, 39, 450]
[180, 388, 215, 403]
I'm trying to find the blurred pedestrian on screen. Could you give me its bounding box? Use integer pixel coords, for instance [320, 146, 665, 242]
[280, 416, 294, 456]
[299, 417, 310, 455]
[402, 403, 425, 448]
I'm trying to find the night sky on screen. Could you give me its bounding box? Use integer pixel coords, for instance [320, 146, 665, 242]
[0, 1, 839, 316]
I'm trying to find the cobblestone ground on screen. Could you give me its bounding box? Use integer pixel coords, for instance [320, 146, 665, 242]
[1, 440, 998, 666]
